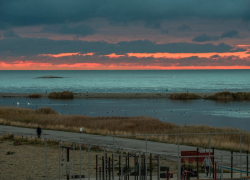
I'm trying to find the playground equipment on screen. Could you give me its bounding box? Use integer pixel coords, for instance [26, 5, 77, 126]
[59, 144, 77, 180]
[215, 150, 250, 180]
[35, 132, 250, 180]
[181, 148, 214, 179]
[95, 152, 157, 180]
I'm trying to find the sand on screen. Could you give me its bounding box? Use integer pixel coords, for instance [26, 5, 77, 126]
[0, 140, 177, 180]
[0, 92, 215, 99]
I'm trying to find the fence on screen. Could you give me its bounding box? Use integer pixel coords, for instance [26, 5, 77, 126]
[1, 132, 250, 180]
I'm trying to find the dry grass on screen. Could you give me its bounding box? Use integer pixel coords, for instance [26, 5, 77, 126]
[0, 107, 249, 152]
[48, 91, 74, 99]
[0, 133, 59, 147]
[35, 107, 57, 114]
[207, 91, 250, 101]
[0, 134, 178, 179]
[169, 93, 201, 100]
[28, 93, 41, 98]
[0, 134, 109, 179]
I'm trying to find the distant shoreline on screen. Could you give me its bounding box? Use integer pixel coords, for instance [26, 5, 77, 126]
[37, 75, 63, 78]
[0, 92, 214, 99]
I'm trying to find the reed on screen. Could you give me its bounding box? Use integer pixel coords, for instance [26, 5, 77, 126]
[35, 107, 57, 114]
[207, 91, 250, 101]
[0, 107, 249, 152]
[28, 94, 41, 98]
[169, 93, 200, 100]
[0, 133, 59, 147]
[48, 91, 74, 99]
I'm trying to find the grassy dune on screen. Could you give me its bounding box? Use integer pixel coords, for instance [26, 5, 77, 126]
[28, 93, 41, 98]
[169, 93, 201, 100]
[0, 107, 249, 152]
[207, 91, 250, 101]
[48, 91, 74, 99]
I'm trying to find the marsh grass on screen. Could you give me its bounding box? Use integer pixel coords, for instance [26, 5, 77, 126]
[0, 107, 249, 152]
[48, 91, 74, 99]
[207, 91, 250, 101]
[0, 133, 59, 147]
[28, 94, 41, 98]
[35, 107, 57, 114]
[169, 93, 200, 100]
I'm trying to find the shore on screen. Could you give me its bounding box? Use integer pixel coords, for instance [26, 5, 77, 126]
[0, 92, 215, 99]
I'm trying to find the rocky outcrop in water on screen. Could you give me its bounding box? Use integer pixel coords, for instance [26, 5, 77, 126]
[38, 76, 63, 78]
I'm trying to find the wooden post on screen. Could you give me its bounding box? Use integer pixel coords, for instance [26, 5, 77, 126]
[119, 155, 121, 180]
[99, 167, 101, 180]
[128, 153, 130, 180]
[231, 151, 233, 178]
[109, 157, 111, 180]
[96, 155, 98, 180]
[150, 154, 152, 180]
[213, 147, 215, 179]
[247, 151, 249, 176]
[134, 155, 137, 180]
[126, 156, 128, 180]
[106, 153, 108, 180]
[197, 148, 199, 179]
[67, 148, 70, 180]
[102, 156, 104, 180]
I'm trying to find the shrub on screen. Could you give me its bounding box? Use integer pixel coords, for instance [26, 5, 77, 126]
[233, 92, 250, 100]
[35, 107, 57, 114]
[48, 91, 74, 99]
[28, 94, 41, 98]
[90, 145, 103, 151]
[169, 93, 200, 100]
[207, 91, 250, 101]
[0, 133, 14, 140]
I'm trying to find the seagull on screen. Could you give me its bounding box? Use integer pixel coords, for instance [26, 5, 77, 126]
[17, 102, 19, 105]
[27, 102, 30, 105]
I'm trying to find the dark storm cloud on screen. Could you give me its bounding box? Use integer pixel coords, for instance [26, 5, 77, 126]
[246, 51, 250, 54]
[177, 25, 191, 31]
[210, 54, 220, 58]
[220, 30, 239, 38]
[3, 30, 20, 37]
[192, 30, 239, 42]
[41, 24, 95, 36]
[144, 22, 161, 29]
[161, 30, 169, 34]
[1, 0, 250, 29]
[230, 48, 246, 52]
[175, 56, 250, 67]
[0, 38, 246, 58]
[192, 34, 219, 42]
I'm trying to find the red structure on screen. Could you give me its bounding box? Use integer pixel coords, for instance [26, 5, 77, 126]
[181, 151, 214, 163]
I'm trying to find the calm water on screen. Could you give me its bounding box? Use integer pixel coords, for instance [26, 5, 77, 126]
[0, 70, 250, 93]
[0, 70, 249, 131]
[0, 97, 250, 131]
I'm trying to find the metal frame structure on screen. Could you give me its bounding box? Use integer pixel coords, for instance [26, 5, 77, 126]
[13, 132, 249, 180]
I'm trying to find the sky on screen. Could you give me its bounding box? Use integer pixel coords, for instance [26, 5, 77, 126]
[1, 0, 250, 70]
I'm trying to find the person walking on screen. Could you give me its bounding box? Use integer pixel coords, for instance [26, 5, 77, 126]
[202, 156, 213, 177]
[36, 126, 42, 138]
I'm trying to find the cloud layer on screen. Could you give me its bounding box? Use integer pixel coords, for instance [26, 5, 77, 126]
[192, 30, 239, 42]
[1, 0, 250, 29]
[41, 24, 95, 36]
[0, 38, 245, 57]
[1, 0, 250, 70]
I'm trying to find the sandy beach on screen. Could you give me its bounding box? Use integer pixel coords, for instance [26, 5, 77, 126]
[0, 92, 215, 99]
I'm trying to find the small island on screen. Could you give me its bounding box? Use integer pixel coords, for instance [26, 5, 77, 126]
[38, 76, 63, 78]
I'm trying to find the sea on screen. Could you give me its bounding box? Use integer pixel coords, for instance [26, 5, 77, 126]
[0, 70, 249, 131]
[0, 70, 249, 93]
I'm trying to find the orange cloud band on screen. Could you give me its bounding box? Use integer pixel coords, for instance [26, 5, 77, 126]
[1, 60, 250, 70]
